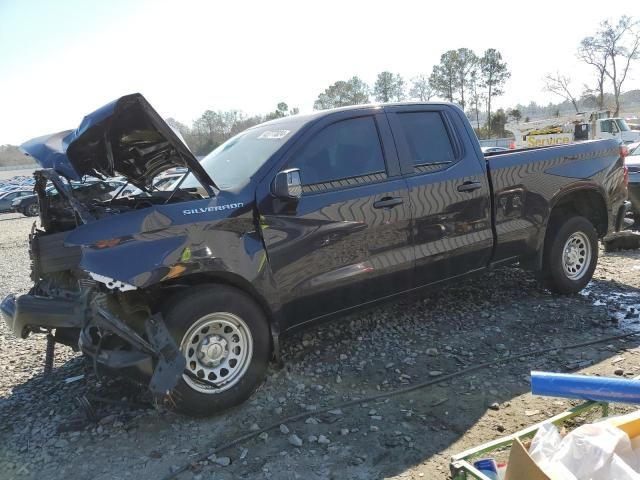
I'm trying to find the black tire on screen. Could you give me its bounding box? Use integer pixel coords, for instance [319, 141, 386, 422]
[25, 203, 39, 217]
[161, 285, 271, 416]
[540, 215, 598, 294]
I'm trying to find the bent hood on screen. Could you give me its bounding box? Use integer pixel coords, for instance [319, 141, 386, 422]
[21, 93, 216, 190]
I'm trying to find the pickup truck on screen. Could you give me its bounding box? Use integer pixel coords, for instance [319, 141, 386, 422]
[0, 94, 630, 416]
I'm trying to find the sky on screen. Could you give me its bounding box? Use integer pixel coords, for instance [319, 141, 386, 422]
[0, 0, 639, 145]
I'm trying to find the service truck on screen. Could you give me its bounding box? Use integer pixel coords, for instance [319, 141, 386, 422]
[507, 110, 640, 148]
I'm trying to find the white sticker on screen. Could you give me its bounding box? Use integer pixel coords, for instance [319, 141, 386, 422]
[258, 129, 290, 140]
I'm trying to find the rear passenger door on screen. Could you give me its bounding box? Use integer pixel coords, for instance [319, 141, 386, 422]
[258, 112, 413, 328]
[386, 105, 493, 286]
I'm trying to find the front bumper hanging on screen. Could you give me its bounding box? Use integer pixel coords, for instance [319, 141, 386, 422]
[1, 291, 185, 401]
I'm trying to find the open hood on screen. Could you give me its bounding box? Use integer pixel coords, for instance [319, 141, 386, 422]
[21, 93, 216, 191]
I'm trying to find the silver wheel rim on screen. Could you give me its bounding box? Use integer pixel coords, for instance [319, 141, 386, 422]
[180, 312, 253, 394]
[28, 204, 38, 216]
[562, 231, 591, 280]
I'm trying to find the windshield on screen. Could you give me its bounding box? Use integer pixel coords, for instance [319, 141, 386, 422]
[182, 121, 302, 190]
[616, 119, 631, 132]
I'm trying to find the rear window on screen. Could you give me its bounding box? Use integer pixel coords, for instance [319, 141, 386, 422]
[396, 112, 456, 167]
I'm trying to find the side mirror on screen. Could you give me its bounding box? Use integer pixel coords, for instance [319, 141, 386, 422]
[272, 168, 302, 199]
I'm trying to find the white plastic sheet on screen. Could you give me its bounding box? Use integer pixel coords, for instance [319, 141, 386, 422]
[528, 421, 640, 479]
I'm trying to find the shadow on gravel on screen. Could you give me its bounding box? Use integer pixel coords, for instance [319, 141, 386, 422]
[2, 265, 640, 479]
[0, 214, 31, 222]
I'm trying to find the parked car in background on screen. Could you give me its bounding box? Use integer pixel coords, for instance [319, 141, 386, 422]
[0, 190, 32, 213]
[626, 142, 640, 221]
[12, 180, 111, 217]
[11, 190, 45, 216]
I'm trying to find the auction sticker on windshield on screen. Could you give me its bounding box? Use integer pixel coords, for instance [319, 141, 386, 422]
[258, 130, 290, 139]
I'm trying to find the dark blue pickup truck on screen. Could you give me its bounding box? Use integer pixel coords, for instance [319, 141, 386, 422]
[1, 94, 630, 415]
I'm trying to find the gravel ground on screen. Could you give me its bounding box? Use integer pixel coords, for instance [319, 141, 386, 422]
[1, 212, 640, 480]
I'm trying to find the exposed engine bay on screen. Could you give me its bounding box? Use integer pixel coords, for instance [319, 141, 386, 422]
[34, 168, 202, 233]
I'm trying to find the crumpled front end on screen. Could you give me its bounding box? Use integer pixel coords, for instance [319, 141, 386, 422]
[0, 186, 188, 403]
[1, 222, 186, 402]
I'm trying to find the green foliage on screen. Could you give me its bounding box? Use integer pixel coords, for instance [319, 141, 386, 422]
[507, 108, 522, 123]
[429, 48, 479, 110]
[480, 48, 511, 129]
[429, 51, 458, 102]
[313, 76, 370, 110]
[490, 108, 508, 137]
[265, 102, 289, 120]
[373, 71, 405, 102]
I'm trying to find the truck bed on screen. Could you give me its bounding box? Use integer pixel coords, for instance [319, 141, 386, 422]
[484, 139, 626, 265]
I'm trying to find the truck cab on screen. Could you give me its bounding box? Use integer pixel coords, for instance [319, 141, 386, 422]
[596, 117, 640, 144]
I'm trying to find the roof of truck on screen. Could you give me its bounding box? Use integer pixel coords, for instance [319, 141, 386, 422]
[259, 101, 457, 128]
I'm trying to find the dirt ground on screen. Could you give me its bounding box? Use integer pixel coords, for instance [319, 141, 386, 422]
[1, 212, 640, 480]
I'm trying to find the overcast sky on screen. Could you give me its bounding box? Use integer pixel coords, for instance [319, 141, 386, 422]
[0, 0, 638, 145]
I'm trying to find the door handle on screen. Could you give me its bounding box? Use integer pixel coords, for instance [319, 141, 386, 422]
[457, 181, 482, 193]
[373, 196, 404, 209]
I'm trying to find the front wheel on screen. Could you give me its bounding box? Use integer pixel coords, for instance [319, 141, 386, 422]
[540, 216, 598, 294]
[162, 285, 271, 416]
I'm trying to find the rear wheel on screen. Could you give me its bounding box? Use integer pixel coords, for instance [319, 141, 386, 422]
[540, 216, 598, 294]
[162, 285, 271, 416]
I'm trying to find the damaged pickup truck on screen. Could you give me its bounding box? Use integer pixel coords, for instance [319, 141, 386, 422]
[1, 94, 631, 416]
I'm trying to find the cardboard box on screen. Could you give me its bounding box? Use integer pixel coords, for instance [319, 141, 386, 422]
[503, 438, 551, 480]
[503, 411, 640, 480]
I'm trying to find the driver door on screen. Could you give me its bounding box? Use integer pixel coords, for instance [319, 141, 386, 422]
[257, 112, 413, 329]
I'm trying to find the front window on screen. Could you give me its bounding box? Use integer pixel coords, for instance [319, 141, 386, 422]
[616, 119, 631, 132]
[183, 121, 303, 190]
[289, 116, 386, 186]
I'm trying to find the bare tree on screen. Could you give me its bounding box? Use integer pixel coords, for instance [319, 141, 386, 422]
[578, 36, 609, 110]
[409, 74, 433, 101]
[544, 72, 580, 113]
[598, 16, 640, 116]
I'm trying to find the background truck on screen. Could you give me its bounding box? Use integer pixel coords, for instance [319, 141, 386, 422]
[0, 94, 630, 415]
[506, 110, 640, 148]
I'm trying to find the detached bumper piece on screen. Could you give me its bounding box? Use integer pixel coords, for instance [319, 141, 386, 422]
[84, 300, 186, 404]
[1, 292, 186, 404]
[1, 293, 84, 339]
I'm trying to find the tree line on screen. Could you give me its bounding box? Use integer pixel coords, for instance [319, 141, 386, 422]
[87, 14, 640, 155]
[166, 102, 299, 156]
[1, 15, 637, 163]
[312, 47, 510, 139]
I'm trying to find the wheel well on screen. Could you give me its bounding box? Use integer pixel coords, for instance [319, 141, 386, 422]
[550, 189, 608, 237]
[158, 272, 275, 326]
